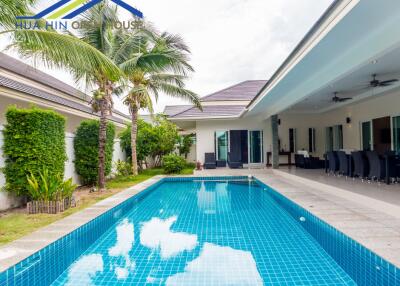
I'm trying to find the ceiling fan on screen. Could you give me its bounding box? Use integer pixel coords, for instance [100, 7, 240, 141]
[369, 74, 399, 87]
[332, 92, 352, 103]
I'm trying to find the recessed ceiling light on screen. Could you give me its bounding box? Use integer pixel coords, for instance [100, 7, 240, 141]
[371, 59, 378, 64]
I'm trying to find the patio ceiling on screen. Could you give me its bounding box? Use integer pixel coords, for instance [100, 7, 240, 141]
[246, 0, 400, 118]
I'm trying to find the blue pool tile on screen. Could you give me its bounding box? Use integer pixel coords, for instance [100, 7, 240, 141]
[1, 176, 399, 286]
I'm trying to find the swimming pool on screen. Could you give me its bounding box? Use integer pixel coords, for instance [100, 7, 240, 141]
[1, 177, 399, 285]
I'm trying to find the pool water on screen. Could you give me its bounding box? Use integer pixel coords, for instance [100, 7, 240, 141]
[51, 179, 355, 285]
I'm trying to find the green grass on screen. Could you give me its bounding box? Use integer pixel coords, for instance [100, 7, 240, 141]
[0, 165, 194, 246]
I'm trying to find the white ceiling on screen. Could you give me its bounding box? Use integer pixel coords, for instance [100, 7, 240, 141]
[246, 0, 400, 118]
[287, 46, 400, 113]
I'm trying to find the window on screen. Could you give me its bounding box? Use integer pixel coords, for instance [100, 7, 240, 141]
[326, 125, 343, 151]
[361, 121, 372, 151]
[333, 125, 343, 150]
[249, 130, 263, 163]
[215, 131, 228, 160]
[393, 116, 400, 154]
[289, 128, 297, 152]
[308, 128, 316, 152]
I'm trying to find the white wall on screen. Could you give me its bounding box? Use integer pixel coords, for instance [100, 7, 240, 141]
[0, 125, 24, 211]
[196, 118, 268, 164]
[112, 139, 126, 173]
[65, 132, 80, 184]
[274, 90, 400, 158]
[194, 90, 400, 165]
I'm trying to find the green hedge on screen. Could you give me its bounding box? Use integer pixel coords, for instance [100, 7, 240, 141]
[3, 106, 67, 196]
[162, 154, 186, 174]
[74, 120, 115, 185]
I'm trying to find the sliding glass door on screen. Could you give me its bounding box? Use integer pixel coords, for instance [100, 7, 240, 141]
[249, 130, 263, 164]
[215, 131, 228, 161]
[393, 116, 400, 153]
[361, 121, 372, 151]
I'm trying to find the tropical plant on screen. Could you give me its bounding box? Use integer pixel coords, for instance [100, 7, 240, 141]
[74, 120, 115, 185]
[178, 134, 194, 159]
[3, 106, 67, 196]
[162, 154, 186, 174]
[113, 28, 201, 175]
[120, 119, 157, 169]
[1, 0, 123, 192]
[114, 160, 132, 177]
[119, 115, 180, 168]
[26, 169, 77, 201]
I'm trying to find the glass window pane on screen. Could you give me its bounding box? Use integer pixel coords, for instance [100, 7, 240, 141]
[249, 131, 262, 163]
[215, 131, 228, 160]
[362, 121, 371, 151]
[393, 116, 400, 154]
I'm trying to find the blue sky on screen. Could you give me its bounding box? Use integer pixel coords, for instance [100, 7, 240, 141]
[5, 0, 333, 114]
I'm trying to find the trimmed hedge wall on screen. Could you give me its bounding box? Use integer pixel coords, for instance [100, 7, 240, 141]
[3, 106, 67, 196]
[74, 120, 115, 185]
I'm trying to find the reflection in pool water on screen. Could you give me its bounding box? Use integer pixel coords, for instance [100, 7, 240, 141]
[166, 243, 263, 286]
[51, 180, 355, 285]
[64, 254, 103, 286]
[140, 216, 198, 259]
[108, 219, 136, 280]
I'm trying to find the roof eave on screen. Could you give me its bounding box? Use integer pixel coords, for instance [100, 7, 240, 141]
[246, 0, 356, 112]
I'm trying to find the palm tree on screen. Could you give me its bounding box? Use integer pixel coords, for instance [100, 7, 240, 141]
[1, 0, 123, 191]
[113, 29, 202, 175]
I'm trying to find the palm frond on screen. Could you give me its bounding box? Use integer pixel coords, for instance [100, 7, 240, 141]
[150, 81, 201, 110]
[11, 29, 122, 84]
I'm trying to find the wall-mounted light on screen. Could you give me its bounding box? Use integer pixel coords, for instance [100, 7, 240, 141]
[346, 117, 351, 124]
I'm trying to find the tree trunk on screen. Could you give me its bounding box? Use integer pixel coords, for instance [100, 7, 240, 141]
[98, 99, 108, 191]
[130, 105, 139, 176]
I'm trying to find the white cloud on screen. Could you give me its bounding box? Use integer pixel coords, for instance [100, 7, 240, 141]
[165, 243, 263, 286]
[140, 216, 198, 259]
[2, 0, 333, 114]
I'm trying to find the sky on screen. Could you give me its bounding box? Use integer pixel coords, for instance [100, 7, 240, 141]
[4, 0, 334, 114]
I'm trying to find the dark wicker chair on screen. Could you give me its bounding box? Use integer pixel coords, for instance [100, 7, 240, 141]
[366, 151, 386, 181]
[327, 151, 339, 175]
[351, 151, 369, 180]
[227, 152, 243, 169]
[204, 153, 216, 169]
[337, 151, 349, 176]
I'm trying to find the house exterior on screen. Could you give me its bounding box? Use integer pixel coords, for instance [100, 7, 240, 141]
[0, 53, 129, 210]
[165, 0, 400, 168]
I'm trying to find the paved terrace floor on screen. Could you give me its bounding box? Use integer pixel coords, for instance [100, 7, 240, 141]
[194, 167, 400, 267]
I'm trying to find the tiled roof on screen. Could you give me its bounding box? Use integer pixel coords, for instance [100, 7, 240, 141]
[163, 105, 193, 117]
[170, 105, 246, 119]
[0, 53, 129, 120]
[200, 80, 267, 102]
[0, 76, 126, 125]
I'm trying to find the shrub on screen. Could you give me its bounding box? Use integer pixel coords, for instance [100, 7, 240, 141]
[120, 116, 179, 168]
[162, 154, 186, 174]
[26, 168, 77, 201]
[74, 120, 115, 185]
[114, 160, 132, 177]
[3, 106, 67, 196]
[178, 134, 194, 159]
[120, 119, 156, 163]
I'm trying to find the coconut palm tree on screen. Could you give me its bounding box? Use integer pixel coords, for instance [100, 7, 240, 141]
[113, 29, 202, 175]
[1, 0, 123, 191]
